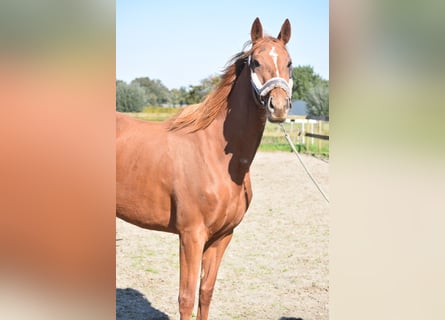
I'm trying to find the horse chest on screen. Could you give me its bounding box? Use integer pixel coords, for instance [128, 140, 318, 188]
[202, 177, 252, 237]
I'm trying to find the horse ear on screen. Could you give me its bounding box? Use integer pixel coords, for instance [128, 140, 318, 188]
[278, 19, 291, 45]
[251, 17, 263, 43]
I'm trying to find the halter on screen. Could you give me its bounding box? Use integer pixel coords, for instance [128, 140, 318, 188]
[248, 55, 293, 107]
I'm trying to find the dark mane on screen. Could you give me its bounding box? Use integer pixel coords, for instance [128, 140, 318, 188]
[168, 48, 251, 133]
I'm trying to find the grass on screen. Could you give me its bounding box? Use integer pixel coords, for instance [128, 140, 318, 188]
[121, 106, 178, 122]
[123, 107, 329, 158]
[260, 121, 329, 157]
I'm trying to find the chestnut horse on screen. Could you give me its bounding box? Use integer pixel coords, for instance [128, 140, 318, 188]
[117, 18, 293, 320]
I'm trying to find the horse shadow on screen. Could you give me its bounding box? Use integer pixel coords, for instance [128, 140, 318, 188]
[278, 317, 304, 320]
[116, 288, 169, 320]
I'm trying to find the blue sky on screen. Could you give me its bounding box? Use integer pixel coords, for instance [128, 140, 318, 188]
[116, 1, 329, 89]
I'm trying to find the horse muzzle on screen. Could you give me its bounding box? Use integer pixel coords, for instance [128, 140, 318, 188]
[266, 88, 291, 123]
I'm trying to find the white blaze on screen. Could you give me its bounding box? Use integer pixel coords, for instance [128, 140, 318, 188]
[269, 46, 279, 77]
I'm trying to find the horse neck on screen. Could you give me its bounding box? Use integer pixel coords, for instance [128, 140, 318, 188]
[219, 64, 267, 180]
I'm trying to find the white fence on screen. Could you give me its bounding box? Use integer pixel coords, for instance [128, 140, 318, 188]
[285, 118, 329, 145]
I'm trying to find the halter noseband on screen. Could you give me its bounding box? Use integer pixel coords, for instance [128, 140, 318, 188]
[248, 55, 293, 107]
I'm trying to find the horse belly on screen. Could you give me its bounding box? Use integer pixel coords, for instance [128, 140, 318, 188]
[116, 181, 174, 232]
[116, 121, 176, 232]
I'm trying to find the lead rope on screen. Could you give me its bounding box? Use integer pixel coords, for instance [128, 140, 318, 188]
[279, 123, 330, 204]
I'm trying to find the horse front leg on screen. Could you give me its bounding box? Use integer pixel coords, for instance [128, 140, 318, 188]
[196, 232, 233, 320]
[178, 230, 206, 320]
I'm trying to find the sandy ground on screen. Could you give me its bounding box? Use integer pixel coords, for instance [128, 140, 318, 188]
[116, 151, 329, 320]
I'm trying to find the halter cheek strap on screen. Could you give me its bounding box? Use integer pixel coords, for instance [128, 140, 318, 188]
[248, 56, 293, 105]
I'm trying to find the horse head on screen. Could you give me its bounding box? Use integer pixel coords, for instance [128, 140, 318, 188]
[249, 18, 293, 123]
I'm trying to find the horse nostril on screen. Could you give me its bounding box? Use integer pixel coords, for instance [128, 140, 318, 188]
[267, 96, 275, 111]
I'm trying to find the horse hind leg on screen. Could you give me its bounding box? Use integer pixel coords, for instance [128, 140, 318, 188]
[178, 230, 206, 320]
[197, 232, 234, 320]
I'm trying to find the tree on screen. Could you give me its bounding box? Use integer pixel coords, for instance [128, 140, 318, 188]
[184, 75, 221, 105]
[199, 75, 221, 97]
[185, 84, 206, 105]
[131, 77, 171, 106]
[116, 80, 146, 112]
[291, 65, 325, 101]
[170, 87, 188, 106]
[306, 83, 329, 119]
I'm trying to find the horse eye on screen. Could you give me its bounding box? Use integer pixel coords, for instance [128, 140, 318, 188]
[252, 59, 260, 68]
[287, 61, 293, 69]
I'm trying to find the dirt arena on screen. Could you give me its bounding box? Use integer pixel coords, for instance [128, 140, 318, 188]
[116, 151, 329, 320]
